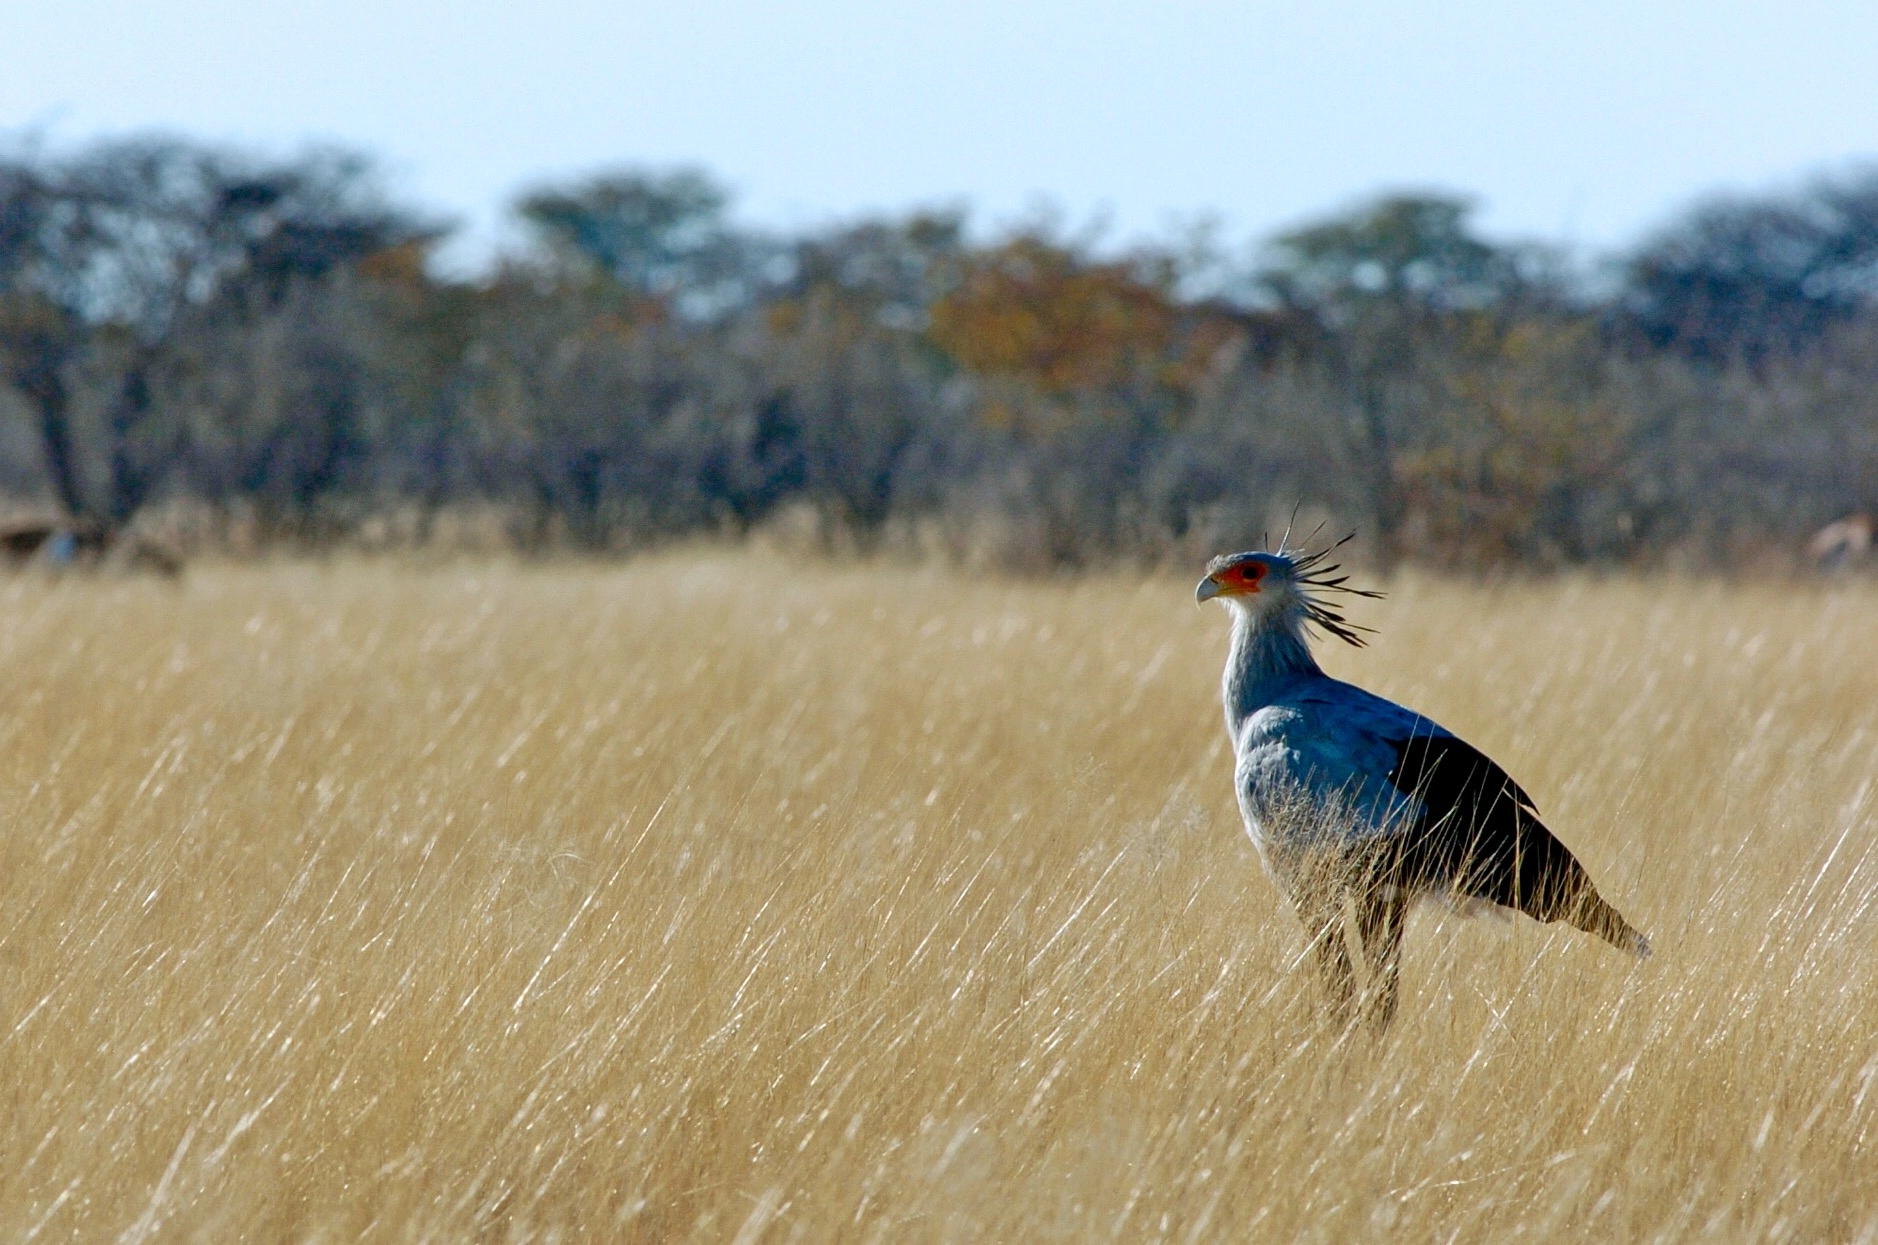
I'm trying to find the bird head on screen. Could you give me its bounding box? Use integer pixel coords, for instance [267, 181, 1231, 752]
[1195, 538, 1382, 647]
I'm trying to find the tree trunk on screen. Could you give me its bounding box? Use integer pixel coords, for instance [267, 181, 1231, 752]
[12, 343, 88, 520]
[105, 349, 158, 525]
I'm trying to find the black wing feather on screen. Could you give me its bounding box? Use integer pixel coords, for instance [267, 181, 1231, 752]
[1382, 734, 1646, 954]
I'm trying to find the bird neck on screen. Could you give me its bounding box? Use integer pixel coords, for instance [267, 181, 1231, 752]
[1224, 605, 1320, 731]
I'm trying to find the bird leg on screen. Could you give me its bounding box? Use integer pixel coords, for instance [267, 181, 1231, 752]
[1354, 887, 1408, 1033]
[1291, 885, 1357, 1028]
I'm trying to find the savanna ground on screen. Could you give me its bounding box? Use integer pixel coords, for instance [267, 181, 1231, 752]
[1, 552, 1876, 1242]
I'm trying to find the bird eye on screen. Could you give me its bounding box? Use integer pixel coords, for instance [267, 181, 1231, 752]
[1240, 563, 1265, 581]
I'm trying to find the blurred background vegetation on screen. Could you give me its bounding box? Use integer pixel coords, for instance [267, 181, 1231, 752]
[4, 134, 1876, 570]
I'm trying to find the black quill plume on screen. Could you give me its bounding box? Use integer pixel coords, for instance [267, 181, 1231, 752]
[1286, 533, 1384, 648]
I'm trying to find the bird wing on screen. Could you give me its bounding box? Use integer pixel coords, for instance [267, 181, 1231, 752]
[1382, 731, 1552, 897]
[1388, 728, 1540, 816]
[1283, 677, 1453, 781]
[1378, 730, 1648, 954]
[1236, 676, 1449, 835]
[1257, 674, 1549, 849]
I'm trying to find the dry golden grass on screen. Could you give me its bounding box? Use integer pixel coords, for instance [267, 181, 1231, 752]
[2, 553, 1876, 1241]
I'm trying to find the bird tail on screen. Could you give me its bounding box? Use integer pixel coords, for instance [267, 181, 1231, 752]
[1565, 890, 1651, 959]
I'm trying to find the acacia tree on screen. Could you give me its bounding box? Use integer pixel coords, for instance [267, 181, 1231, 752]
[0, 157, 92, 517]
[0, 137, 432, 530]
[1256, 194, 1554, 563]
[1620, 168, 1878, 364]
[764, 214, 964, 542]
[515, 168, 767, 320]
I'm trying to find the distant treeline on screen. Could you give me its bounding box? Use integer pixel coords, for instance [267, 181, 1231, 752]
[4, 135, 1877, 569]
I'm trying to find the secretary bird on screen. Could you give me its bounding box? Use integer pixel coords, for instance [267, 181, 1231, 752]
[1197, 540, 1648, 1031]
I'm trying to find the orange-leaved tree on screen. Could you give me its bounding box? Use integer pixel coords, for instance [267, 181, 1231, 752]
[927, 234, 1242, 441]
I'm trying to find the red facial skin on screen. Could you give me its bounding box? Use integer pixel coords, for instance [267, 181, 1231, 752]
[1216, 561, 1266, 595]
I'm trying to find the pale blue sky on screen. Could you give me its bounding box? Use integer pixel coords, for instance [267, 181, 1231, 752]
[5, 0, 1876, 268]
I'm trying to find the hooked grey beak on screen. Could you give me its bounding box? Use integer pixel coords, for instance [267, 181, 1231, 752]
[1195, 575, 1222, 604]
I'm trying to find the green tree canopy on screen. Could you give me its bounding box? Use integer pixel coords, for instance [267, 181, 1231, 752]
[1261, 193, 1524, 317]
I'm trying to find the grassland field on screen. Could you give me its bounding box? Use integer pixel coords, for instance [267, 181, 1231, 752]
[2, 552, 1876, 1241]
